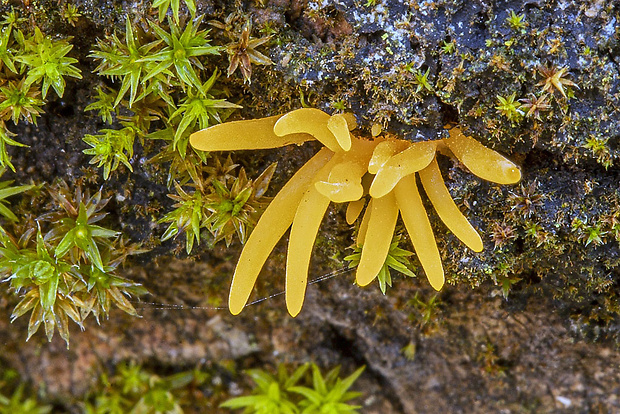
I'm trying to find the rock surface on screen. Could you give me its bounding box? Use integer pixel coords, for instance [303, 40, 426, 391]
[0, 0, 619, 412]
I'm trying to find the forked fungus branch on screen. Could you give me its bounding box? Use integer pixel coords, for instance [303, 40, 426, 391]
[189, 108, 521, 317]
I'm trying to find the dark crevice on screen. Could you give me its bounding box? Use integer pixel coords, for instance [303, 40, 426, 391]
[325, 324, 407, 414]
[521, 147, 560, 171]
[47, 99, 76, 118]
[440, 102, 460, 125]
[326, 326, 365, 366]
[522, 270, 542, 286]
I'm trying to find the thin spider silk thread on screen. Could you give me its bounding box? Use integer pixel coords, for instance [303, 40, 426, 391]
[131, 267, 353, 311]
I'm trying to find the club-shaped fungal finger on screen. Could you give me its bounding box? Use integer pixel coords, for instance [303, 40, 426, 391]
[190, 115, 313, 151]
[327, 113, 352, 151]
[273, 108, 342, 152]
[445, 127, 521, 184]
[341, 112, 357, 130]
[228, 149, 333, 315]
[394, 175, 445, 291]
[315, 137, 376, 202]
[315, 161, 364, 202]
[346, 199, 366, 224]
[419, 158, 484, 252]
[369, 140, 438, 198]
[368, 140, 410, 174]
[356, 192, 399, 287]
[286, 165, 334, 317]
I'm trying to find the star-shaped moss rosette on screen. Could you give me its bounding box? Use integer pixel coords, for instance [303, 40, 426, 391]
[189, 109, 521, 317]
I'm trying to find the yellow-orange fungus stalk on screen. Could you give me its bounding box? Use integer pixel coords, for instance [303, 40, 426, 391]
[419, 158, 484, 252]
[445, 127, 521, 184]
[369, 140, 438, 198]
[394, 175, 445, 290]
[273, 108, 342, 152]
[327, 113, 353, 151]
[188, 108, 522, 316]
[356, 192, 399, 287]
[228, 149, 332, 315]
[315, 138, 375, 202]
[285, 158, 335, 317]
[340, 112, 358, 130]
[346, 199, 365, 225]
[189, 115, 312, 151]
[367, 140, 407, 174]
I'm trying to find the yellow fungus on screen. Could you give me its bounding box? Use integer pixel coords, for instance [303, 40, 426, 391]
[356, 192, 399, 287]
[315, 138, 375, 202]
[419, 158, 484, 252]
[341, 112, 358, 130]
[286, 158, 335, 317]
[190, 115, 312, 151]
[189, 108, 521, 316]
[371, 123, 382, 137]
[394, 175, 445, 290]
[327, 113, 352, 151]
[314, 161, 364, 202]
[273, 108, 342, 152]
[346, 199, 365, 225]
[228, 149, 332, 315]
[367, 139, 406, 174]
[369, 140, 437, 198]
[445, 126, 521, 184]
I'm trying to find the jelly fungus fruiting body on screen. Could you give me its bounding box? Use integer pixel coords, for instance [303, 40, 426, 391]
[189, 109, 521, 316]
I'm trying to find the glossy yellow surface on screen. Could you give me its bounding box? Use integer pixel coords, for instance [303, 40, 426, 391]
[285, 157, 335, 317]
[367, 139, 405, 174]
[188, 109, 522, 316]
[228, 149, 332, 315]
[327, 113, 352, 151]
[445, 126, 521, 184]
[394, 175, 445, 290]
[369, 140, 438, 198]
[315, 138, 375, 202]
[345, 199, 365, 225]
[273, 108, 342, 152]
[356, 192, 399, 287]
[190, 115, 312, 151]
[419, 158, 484, 252]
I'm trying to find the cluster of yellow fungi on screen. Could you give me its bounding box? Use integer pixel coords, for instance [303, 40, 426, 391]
[189, 108, 521, 317]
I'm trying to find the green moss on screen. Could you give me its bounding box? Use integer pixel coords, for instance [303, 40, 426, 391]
[159, 157, 277, 253]
[86, 13, 239, 172]
[221, 363, 365, 414]
[345, 233, 416, 295]
[0, 367, 50, 414]
[0, 181, 147, 346]
[0, 13, 81, 170]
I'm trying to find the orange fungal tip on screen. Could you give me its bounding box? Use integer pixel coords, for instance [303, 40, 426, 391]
[327, 114, 353, 151]
[369, 140, 437, 198]
[346, 199, 366, 225]
[273, 108, 341, 152]
[445, 126, 522, 185]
